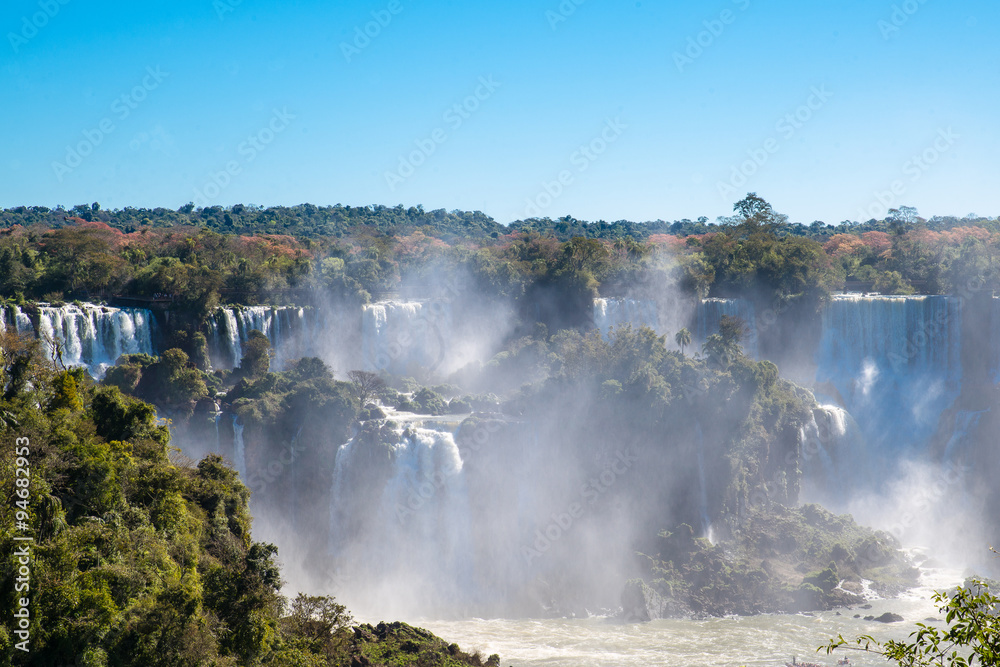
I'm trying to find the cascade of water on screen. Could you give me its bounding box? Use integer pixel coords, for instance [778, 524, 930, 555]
[13, 306, 33, 335]
[214, 412, 222, 455]
[593, 298, 659, 338]
[942, 409, 988, 461]
[328, 421, 476, 610]
[207, 306, 320, 371]
[815, 295, 961, 454]
[695, 298, 758, 358]
[28, 304, 154, 376]
[361, 301, 451, 374]
[799, 404, 867, 505]
[232, 415, 246, 478]
[221, 309, 242, 368]
[694, 422, 711, 538]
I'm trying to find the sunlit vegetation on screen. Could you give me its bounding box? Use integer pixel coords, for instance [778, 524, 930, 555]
[0, 330, 493, 666]
[1, 198, 998, 317]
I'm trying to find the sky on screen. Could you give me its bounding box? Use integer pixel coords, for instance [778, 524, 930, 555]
[1, 0, 998, 224]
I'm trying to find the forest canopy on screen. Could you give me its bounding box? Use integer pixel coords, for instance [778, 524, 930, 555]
[1, 197, 998, 312]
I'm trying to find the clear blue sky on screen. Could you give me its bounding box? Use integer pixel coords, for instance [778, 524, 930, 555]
[2, 0, 997, 223]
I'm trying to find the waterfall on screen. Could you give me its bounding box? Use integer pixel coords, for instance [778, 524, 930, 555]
[232, 415, 246, 478]
[2, 306, 35, 336]
[13, 307, 33, 335]
[694, 422, 711, 538]
[10, 303, 155, 377]
[695, 298, 758, 357]
[207, 306, 319, 371]
[214, 412, 222, 455]
[361, 301, 451, 374]
[593, 298, 659, 338]
[942, 409, 988, 461]
[815, 295, 961, 454]
[328, 422, 476, 611]
[799, 404, 867, 504]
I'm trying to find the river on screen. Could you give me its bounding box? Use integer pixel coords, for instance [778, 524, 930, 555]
[404, 564, 963, 667]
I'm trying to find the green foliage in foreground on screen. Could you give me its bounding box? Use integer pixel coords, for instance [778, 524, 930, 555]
[0, 334, 489, 666]
[824, 577, 1000, 666]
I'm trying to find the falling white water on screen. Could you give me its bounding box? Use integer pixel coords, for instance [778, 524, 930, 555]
[593, 298, 659, 338]
[207, 306, 320, 370]
[695, 298, 759, 358]
[13, 306, 34, 336]
[694, 422, 711, 538]
[6, 303, 155, 376]
[361, 301, 452, 374]
[328, 421, 477, 615]
[232, 415, 246, 478]
[942, 409, 988, 461]
[815, 295, 962, 454]
[214, 412, 222, 455]
[799, 404, 867, 504]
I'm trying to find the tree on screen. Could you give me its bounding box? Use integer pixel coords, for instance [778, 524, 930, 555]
[239, 329, 271, 380]
[824, 577, 1000, 666]
[281, 594, 353, 660]
[702, 315, 747, 368]
[724, 193, 788, 238]
[347, 370, 385, 407]
[675, 327, 692, 356]
[48, 368, 85, 412]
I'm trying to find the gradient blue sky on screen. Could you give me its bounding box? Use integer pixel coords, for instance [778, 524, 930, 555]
[2, 0, 997, 224]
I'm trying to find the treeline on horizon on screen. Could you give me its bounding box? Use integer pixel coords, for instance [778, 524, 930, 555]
[1, 195, 998, 320]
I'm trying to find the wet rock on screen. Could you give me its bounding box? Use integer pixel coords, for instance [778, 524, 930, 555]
[621, 579, 685, 621]
[873, 612, 904, 623]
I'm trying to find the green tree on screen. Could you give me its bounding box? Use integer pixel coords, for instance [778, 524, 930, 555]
[281, 594, 353, 661]
[348, 370, 385, 407]
[702, 315, 746, 368]
[675, 327, 692, 356]
[48, 369, 85, 412]
[824, 578, 1000, 666]
[238, 330, 271, 380]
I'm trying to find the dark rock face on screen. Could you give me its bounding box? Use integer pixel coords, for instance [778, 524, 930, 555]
[621, 579, 686, 621]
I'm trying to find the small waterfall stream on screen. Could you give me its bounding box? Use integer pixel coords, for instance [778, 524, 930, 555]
[232, 415, 246, 478]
